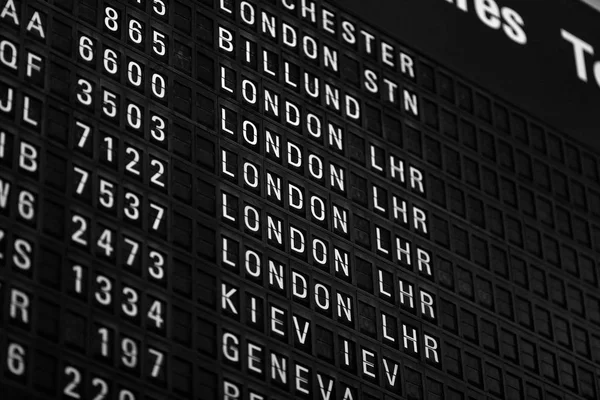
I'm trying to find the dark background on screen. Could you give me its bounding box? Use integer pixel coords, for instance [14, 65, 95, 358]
[333, 0, 600, 151]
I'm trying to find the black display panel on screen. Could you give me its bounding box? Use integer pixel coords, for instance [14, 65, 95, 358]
[0, 0, 599, 399]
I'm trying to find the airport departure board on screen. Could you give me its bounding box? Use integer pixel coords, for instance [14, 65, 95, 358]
[1, 0, 600, 399]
